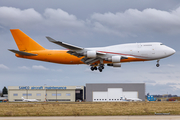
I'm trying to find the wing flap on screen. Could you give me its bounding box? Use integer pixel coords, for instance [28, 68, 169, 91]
[46, 37, 83, 50]
[67, 51, 84, 58]
[8, 49, 37, 56]
[81, 57, 100, 64]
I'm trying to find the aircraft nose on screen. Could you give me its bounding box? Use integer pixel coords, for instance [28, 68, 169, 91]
[170, 48, 176, 54]
[167, 47, 176, 56]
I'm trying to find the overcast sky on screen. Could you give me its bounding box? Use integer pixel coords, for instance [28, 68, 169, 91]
[0, 0, 180, 95]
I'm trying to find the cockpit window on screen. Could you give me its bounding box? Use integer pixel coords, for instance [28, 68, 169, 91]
[160, 44, 164, 45]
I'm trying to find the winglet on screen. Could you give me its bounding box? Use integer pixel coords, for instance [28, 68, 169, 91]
[46, 36, 83, 50]
[46, 36, 57, 43]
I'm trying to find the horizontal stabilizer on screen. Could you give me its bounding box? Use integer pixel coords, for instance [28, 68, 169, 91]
[46, 37, 83, 50]
[8, 49, 37, 56]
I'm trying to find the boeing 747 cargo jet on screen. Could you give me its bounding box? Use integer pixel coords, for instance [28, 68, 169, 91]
[9, 29, 175, 72]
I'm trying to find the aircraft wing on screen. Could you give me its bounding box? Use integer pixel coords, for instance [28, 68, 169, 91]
[8, 49, 37, 56]
[46, 37, 128, 66]
[46, 37, 83, 50]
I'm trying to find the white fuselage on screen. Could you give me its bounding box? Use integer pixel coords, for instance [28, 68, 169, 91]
[85, 42, 175, 61]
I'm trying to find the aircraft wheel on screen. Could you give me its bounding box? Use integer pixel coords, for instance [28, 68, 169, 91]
[91, 67, 94, 71]
[156, 60, 160, 67]
[99, 64, 104, 69]
[98, 67, 103, 72]
[94, 67, 97, 70]
[156, 64, 160, 67]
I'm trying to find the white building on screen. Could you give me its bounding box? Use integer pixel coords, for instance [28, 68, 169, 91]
[93, 88, 138, 102]
[86, 83, 145, 102]
[8, 86, 85, 102]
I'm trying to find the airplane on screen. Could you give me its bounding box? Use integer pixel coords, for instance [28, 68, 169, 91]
[125, 98, 142, 102]
[120, 97, 142, 102]
[9, 29, 176, 72]
[21, 97, 39, 102]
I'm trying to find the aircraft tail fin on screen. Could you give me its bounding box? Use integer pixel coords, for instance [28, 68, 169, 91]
[10, 29, 46, 51]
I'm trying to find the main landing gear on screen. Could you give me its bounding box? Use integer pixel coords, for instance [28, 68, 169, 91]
[98, 64, 104, 72]
[156, 60, 160, 67]
[90, 59, 105, 72]
[90, 64, 104, 72]
[90, 66, 97, 71]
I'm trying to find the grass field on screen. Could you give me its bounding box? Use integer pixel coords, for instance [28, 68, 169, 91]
[0, 102, 180, 116]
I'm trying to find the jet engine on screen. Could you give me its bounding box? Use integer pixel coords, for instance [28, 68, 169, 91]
[85, 51, 97, 58]
[107, 63, 121, 67]
[106, 56, 122, 63]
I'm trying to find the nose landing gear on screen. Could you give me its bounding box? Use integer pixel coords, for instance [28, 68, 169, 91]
[156, 60, 160, 67]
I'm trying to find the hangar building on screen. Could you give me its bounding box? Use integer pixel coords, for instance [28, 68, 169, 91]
[8, 83, 145, 102]
[86, 83, 145, 102]
[8, 86, 85, 102]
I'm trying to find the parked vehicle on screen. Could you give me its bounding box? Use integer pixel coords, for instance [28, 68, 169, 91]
[167, 98, 176, 101]
[147, 95, 156, 101]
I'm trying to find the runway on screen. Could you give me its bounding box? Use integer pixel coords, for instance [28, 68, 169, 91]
[1, 116, 180, 120]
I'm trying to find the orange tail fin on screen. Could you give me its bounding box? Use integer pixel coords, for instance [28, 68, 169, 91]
[10, 29, 46, 51]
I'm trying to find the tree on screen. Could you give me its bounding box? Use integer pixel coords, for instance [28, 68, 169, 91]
[2, 86, 8, 97]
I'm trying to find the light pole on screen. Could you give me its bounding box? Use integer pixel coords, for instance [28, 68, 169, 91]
[44, 84, 46, 102]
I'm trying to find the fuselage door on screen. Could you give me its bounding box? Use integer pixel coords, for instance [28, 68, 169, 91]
[152, 44, 155, 55]
[137, 43, 142, 48]
[137, 43, 142, 55]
